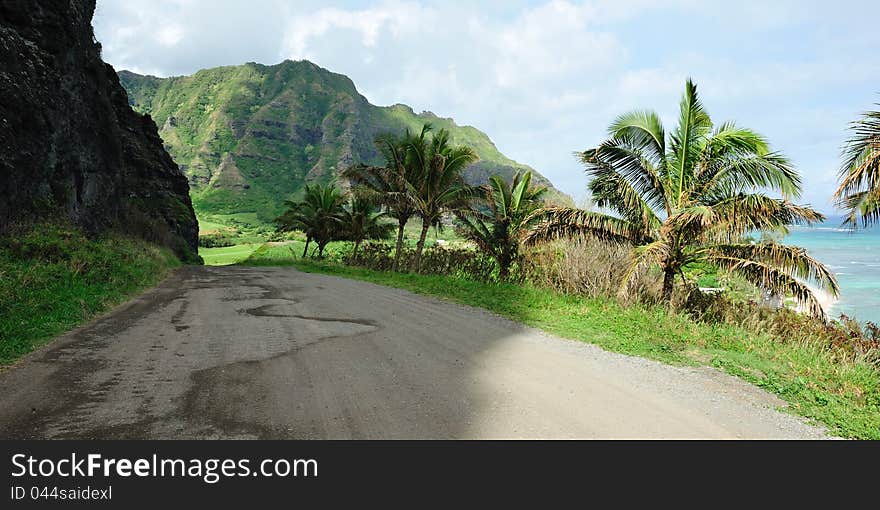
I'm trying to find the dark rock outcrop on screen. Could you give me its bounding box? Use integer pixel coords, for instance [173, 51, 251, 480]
[0, 0, 199, 261]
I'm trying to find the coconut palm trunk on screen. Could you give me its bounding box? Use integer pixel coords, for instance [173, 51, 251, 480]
[498, 249, 513, 281]
[302, 237, 310, 258]
[393, 217, 407, 271]
[661, 265, 675, 300]
[413, 218, 431, 273]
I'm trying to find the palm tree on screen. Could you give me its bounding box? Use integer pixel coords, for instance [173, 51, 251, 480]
[405, 126, 479, 272]
[456, 170, 547, 280]
[524, 79, 839, 317]
[341, 130, 420, 271]
[275, 182, 345, 258]
[338, 197, 395, 260]
[833, 106, 880, 227]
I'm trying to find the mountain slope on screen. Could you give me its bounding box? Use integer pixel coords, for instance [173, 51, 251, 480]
[0, 0, 198, 261]
[119, 60, 570, 223]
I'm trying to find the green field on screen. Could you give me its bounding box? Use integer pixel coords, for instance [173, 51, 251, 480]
[236, 254, 880, 439]
[197, 219, 234, 235]
[198, 216, 462, 267]
[199, 243, 262, 265]
[204, 212, 263, 228]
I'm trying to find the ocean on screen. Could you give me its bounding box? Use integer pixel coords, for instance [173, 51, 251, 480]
[784, 219, 880, 325]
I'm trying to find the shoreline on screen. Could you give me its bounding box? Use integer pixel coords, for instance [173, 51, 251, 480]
[799, 285, 839, 320]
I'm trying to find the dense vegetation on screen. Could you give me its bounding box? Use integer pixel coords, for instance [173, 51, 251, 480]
[0, 224, 181, 364]
[280, 83, 839, 317]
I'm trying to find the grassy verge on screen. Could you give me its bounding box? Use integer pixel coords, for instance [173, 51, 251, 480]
[200, 243, 262, 265]
[0, 224, 181, 365]
[241, 250, 880, 439]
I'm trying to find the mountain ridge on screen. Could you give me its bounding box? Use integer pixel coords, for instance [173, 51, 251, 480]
[119, 60, 571, 223]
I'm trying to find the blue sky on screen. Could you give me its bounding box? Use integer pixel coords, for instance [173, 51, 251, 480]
[94, 0, 880, 212]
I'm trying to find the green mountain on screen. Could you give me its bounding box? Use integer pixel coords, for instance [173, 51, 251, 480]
[119, 60, 570, 223]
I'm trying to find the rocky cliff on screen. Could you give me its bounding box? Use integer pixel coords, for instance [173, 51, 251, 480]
[0, 0, 199, 261]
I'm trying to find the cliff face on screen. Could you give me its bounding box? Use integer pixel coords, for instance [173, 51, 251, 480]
[0, 0, 199, 261]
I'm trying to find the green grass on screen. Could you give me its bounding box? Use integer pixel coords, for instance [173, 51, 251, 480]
[242, 241, 350, 264]
[0, 224, 181, 365]
[197, 218, 235, 235]
[204, 212, 263, 227]
[239, 254, 880, 439]
[200, 243, 262, 265]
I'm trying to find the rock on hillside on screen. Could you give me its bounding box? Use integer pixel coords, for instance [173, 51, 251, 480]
[120, 61, 572, 222]
[0, 0, 199, 261]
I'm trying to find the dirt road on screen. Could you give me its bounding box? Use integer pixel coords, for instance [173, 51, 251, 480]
[0, 266, 829, 439]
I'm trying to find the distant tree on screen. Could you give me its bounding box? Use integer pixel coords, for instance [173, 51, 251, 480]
[524, 79, 838, 316]
[275, 182, 345, 258]
[456, 170, 546, 280]
[338, 197, 395, 260]
[341, 131, 419, 271]
[405, 125, 480, 272]
[834, 106, 880, 227]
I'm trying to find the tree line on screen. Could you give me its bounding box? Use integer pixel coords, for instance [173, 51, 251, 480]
[276, 80, 880, 318]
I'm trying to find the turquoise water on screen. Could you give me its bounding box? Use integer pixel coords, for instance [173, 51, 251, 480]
[784, 219, 880, 324]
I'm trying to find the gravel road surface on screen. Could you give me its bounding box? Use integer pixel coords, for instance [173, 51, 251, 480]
[0, 266, 829, 439]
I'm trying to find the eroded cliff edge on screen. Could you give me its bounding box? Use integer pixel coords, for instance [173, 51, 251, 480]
[0, 0, 199, 261]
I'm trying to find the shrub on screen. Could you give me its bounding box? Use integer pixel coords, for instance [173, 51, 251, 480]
[521, 236, 660, 302]
[685, 289, 880, 366]
[265, 230, 305, 242]
[198, 234, 237, 248]
[348, 242, 497, 282]
[334, 235, 880, 366]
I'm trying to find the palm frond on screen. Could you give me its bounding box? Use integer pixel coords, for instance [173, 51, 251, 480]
[839, 187, 880, 228]
[583, 137, 668, 213]
[668, 78, 713, 205]
[455, 213, 497, 256]
[703, 243, 839, 297]
[608, 110, 667, 164]
[523, 207, 647, 246]
[699, 151, 801, 199]
[705, 251, 834, 318]
[705, 122, 769, 155]
[663, 204, 716, 240]
[618, 240, 670, 297]
[587, 159, 663, 230]
[704, 193, 824, 241]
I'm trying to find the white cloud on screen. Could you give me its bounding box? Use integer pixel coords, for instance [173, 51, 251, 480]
[488, 1, 621, 88]
[156, 25, 184, 47]
[281, 1, 430, 59]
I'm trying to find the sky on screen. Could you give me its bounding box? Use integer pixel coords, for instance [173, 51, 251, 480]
[93, 0, 880, 212]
